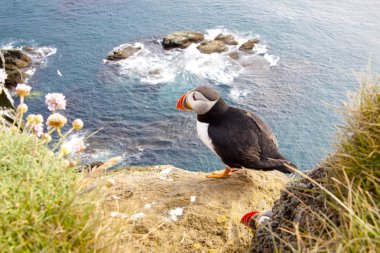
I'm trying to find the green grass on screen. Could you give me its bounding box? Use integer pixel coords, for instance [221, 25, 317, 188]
[0, 129, 103, 252]
[326, 74, 380, 252]
[289, 74, 380, 252]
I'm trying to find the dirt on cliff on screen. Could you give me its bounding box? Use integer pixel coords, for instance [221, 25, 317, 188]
[249, 166, 332, 253]
[91, 165, 289, 253]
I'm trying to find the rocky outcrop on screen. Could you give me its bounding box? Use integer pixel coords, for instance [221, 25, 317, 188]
[162, 31, 204, 50]
[107, 45, 141, 61]
[196, 40, 228, 54]
[239, 38, 260, 53]
[94, 165, 289, 252]
[0, 88, 16, 127]
[0, 49, 32, 88]
[250, 167, 332, 253]
[215, 34, 238, 45]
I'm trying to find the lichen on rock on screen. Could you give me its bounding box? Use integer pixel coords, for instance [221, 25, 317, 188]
[214, 34, 238, 45]
[0, 49, 32, 88]
[107, 45, 142, 61]
[96, 165, 289, 252]
[196, 40, 228, 54]
[239, 38, 260, 53]
[162, 31, 204, 50]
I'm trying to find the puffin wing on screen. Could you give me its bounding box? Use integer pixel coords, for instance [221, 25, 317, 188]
[207, 109, 262, 167]
[243, 110, 278, 147]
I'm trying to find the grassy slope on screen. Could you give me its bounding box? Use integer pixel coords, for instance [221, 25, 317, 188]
[0, 130, 99, 252]
[250, 75, 380, 252]
[326, 75, 380, 251]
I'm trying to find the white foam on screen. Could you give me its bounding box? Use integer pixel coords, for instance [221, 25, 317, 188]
[1, 42, 57, 81]
[24, 68, 36, 77]
[24, 46, 57, 67]
[264, 53, 280, 67]
[182, 43, 241, 84]
[105, 29, 279, 85]
[229, 88, 248, 100]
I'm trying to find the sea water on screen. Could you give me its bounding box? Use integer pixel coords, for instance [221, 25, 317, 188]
[1, 0, 380, 172]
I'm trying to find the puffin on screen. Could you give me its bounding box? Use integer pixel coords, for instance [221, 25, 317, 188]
[176, 85, 296, 178]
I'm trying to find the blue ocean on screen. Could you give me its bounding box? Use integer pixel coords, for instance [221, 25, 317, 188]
[1, 0, 380, 171]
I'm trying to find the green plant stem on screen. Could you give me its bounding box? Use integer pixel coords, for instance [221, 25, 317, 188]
[17, 112, 24, 132]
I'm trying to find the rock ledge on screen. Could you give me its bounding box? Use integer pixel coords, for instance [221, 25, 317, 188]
[97, 165, 289, 252]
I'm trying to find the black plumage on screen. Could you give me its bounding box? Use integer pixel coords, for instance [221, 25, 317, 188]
[196, 89, 295, 174]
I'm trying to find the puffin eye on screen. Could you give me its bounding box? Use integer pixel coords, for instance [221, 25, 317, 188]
[192, 93, 197, 101]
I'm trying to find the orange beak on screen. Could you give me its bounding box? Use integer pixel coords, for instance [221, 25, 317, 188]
[176, 93, 192, 111]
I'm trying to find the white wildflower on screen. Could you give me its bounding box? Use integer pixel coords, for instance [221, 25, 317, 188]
[15, 83, 32, 97]
[17, 104, 28, 113]
[33, 123, 44, 136]
[72, 119, 84, 130]
[190, 196, 197, 202]
[61, 137, 86, 155]
[46, 113, 67, 128]
[45, 93, 66, 111]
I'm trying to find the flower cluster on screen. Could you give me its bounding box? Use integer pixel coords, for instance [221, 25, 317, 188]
[15, 83, 32, 116]
[16, 84, 32, 97]
[26, 114, 44, 136]
[9, 81, 86, 169]
[45, 93, 66, 111]
[61, 137, 86, 155]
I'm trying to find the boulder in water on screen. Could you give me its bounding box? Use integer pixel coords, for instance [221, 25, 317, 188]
[2, 49, 32, 67]
[239, 38, 260, 53]
[107, 46, 141, 61]
[196, 40, 228, 54]
[0, 49, 32, 88]
[162, 31, 204, 50]
[4, 70, 26, 87]
[214, 34, 238, 45]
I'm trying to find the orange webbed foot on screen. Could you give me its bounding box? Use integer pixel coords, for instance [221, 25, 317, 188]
[206, 168, 237, 178]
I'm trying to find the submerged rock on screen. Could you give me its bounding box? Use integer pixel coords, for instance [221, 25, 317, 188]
[214, 34, 238, 45]
[239, 38, 260, 53]
[0, 49, 32, 88]
[228, 51, 240, 60]
[162, 31, 204, 50]
[107, 46, 141, 61]
[96, 165, 289, 252]
[196, 40, 228, 54]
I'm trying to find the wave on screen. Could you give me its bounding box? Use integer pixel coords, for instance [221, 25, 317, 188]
[105, 28, 279, 85]
[1, 41, 57, 82]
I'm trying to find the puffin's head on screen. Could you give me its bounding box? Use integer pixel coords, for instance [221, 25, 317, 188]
[176, 85, 220, 115]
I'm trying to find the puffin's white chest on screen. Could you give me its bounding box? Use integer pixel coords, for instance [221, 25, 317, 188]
[197, 121, 216, 154]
